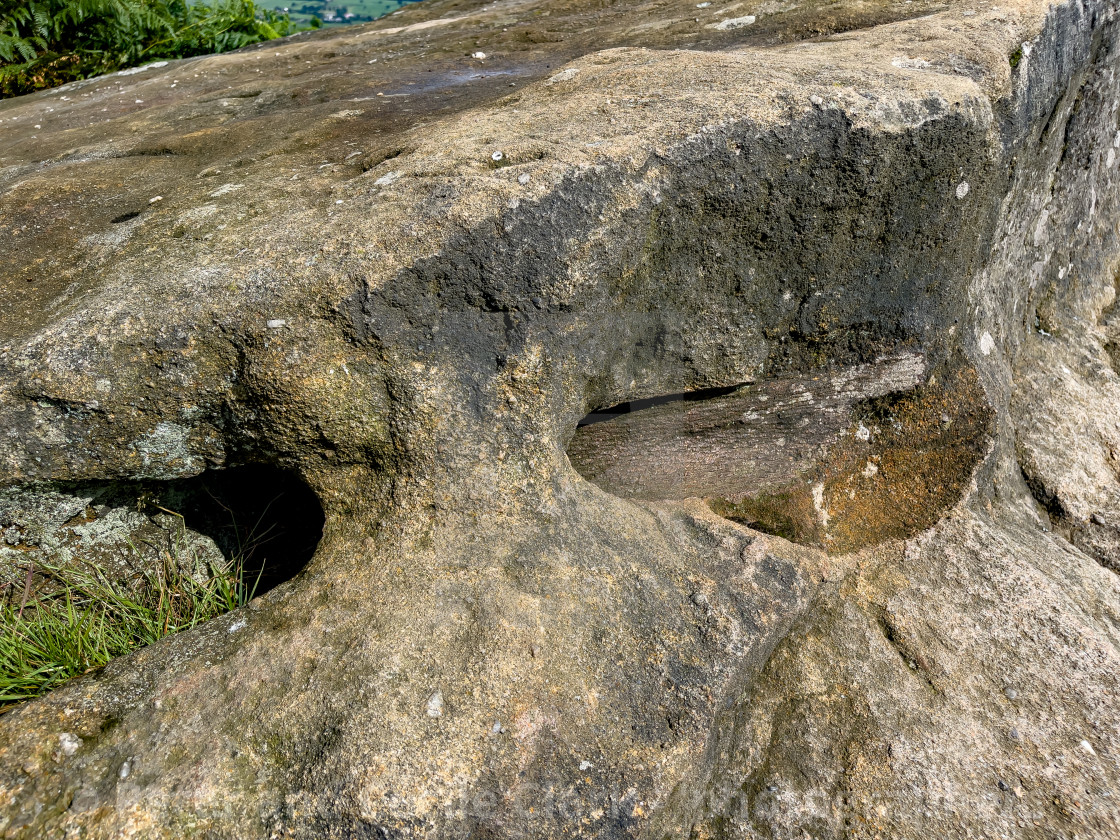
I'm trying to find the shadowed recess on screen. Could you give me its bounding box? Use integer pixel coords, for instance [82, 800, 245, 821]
[577, 384, 748, 427]
[141, 465, 325, 594]
[568, 355, 993, 553]
[22, 465, 325, 596]
[0, 465, 324, 712]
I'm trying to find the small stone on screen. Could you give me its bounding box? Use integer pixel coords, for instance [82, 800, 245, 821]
[1079, 739, 1096, 756]
[491, 151, 504, 162]
[471, 51, 487, 59]
[956, 181, 970, 199]
[1004, 687, 1018, 701]
[425, 691, 444, 718]
[712, 14, 755, 30]
[119, 759, 132, 780]
[547, 68, 580, 84]
[810, 95, 823, 106]
[491, 721, 502, 733]
[998, 778, 1011, 791]
[579, 760, 594, 770]
[1091, 513, 1106, 526]
[518, 173, 531, 185]
[149, 196, 163, 204]
[59, 733, 81, 756]
[1009, 727, 1022, 740]
[266, 319, 287, 329]
[690, 591, 709, 608]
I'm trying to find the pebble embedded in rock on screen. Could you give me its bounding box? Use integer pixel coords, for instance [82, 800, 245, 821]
[58, 733, 81, 756]
[425, 691, 444, 718]
[979, 331, 996, 355]
[712, 14, 755, 30]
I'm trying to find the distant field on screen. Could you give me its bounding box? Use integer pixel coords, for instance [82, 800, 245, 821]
[270, 0, 420, 26]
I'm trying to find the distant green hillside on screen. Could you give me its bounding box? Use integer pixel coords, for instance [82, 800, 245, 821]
[271, 0, 417, 26]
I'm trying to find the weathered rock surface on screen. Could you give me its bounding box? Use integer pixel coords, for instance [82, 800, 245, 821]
[0, 0, 1118, 836]
[1, 485, 226, 596]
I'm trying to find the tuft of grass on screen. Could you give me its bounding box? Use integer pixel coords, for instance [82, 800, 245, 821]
[0, 541, 262, 713]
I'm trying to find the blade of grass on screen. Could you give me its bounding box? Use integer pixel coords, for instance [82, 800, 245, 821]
[1, 526, 262, 711]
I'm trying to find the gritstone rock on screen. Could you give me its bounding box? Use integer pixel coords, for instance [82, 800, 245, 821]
[0, 0, 1119, 836]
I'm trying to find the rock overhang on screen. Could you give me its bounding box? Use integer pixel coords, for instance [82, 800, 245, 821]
[0, 11, 1024, 488]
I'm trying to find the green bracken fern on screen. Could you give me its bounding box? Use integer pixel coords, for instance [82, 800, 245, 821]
[0, 0, 300, 98]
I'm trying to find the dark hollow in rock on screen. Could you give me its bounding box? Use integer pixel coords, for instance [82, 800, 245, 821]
[113, 464, 325, 595]
[143, 464, 325, 594]
[577, 383, 747, 427]
[569, 356, 992, 553]
[0, 465, 324, 598]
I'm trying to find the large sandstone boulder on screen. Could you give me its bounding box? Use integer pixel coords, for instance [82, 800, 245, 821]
[1, 0, 1119, 836]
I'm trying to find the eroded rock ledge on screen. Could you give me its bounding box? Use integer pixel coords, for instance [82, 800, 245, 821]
[0, 0, 1119, 837]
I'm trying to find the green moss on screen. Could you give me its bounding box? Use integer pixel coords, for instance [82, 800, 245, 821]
[1009, 47, 1023, 69]
[709, 489, 818, 544]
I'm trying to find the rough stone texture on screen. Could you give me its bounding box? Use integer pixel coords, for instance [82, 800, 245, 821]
[0, 0, 1118, 837]
[0, 484, 228, 600]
